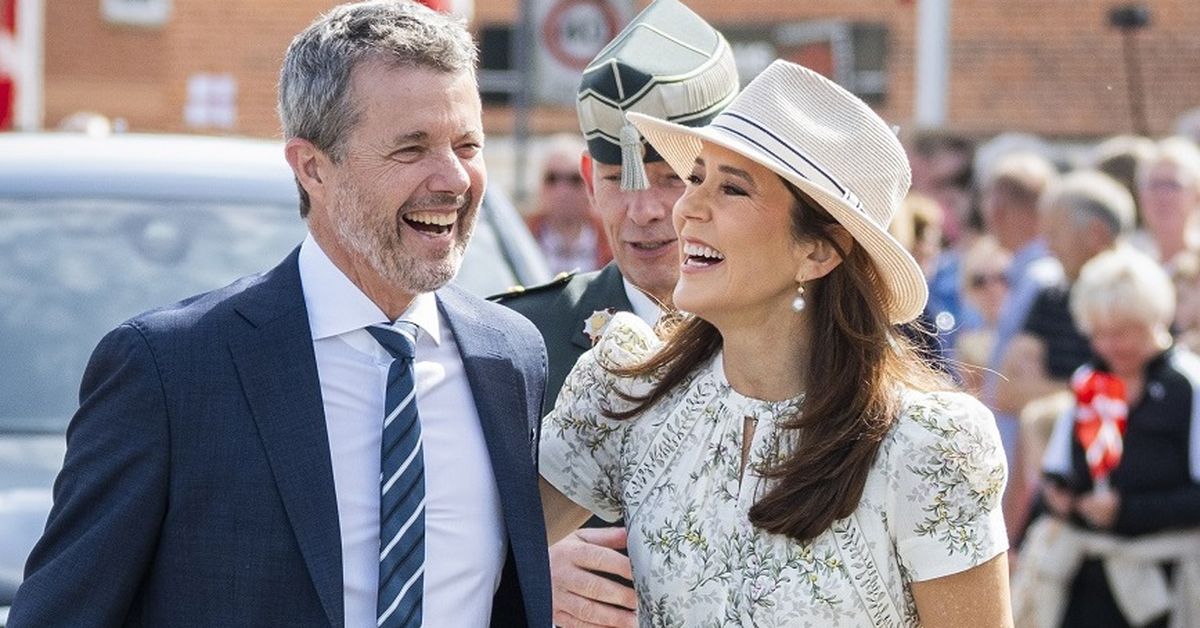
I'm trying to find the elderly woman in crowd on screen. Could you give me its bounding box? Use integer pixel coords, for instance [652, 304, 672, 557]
[1013, 246, 1200, 628]
[537, 60, 1012, 626]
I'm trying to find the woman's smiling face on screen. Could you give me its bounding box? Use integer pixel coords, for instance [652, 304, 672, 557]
[672, 142, 812, 325]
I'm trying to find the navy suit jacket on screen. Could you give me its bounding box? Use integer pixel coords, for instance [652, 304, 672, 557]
[9, 249, 552, 627]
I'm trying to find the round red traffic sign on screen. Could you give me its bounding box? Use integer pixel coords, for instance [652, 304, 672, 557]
[541, 0, 622, 70]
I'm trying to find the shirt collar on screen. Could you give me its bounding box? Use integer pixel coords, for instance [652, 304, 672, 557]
[398, 290, 443, 346]
[298, 233, 443, 345]
[1091, 344, 1174, 380]
[622, 278, 663, 327]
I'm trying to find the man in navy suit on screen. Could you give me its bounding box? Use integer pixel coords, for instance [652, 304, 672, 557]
[8, 2, 551, 626]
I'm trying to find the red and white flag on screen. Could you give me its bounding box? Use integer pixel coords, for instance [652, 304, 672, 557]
[1072, 369, 1128, 490]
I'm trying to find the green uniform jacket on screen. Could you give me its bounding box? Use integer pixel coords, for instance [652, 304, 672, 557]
[493, 263, 641, 550]
[491, 262, 634, 416]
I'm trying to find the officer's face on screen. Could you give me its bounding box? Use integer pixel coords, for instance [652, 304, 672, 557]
[583, 155, 686, 305]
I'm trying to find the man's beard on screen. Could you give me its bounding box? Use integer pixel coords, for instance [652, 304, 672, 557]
[331, 178, 478, 295]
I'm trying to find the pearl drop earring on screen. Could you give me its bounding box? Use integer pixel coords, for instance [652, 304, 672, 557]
[791, 283, 806, 312]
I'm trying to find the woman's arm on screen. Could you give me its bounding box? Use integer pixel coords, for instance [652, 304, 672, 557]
[541, 477, 594, 544]
[911, 553, 1013, 628]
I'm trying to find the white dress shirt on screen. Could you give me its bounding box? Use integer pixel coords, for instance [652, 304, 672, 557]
[298, 234, 506, 627]
[622, 278, 663, 327]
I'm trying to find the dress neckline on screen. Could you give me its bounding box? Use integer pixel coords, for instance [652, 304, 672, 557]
[709, 350, 806, 409]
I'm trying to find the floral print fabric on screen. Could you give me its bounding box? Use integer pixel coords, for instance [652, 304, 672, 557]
[540, 313, 1009, 626]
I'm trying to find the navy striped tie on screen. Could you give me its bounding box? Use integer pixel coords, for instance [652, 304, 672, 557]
[367, 322, 425, 628]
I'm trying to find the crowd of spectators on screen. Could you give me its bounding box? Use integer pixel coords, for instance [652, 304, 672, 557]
[901, 127, 1200, 628]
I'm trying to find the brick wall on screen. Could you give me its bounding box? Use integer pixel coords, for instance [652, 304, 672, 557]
[44, 0, 327, 135]
[949, 1, 1200, 138]
[42, 0, 1200, 140]
[44, 2, 172, 130]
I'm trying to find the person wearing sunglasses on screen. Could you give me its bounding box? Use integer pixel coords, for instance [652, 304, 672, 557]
[1134, 137, 1200, 272]
[526, 134, 613, 275]
[957, 236, 1013, 396]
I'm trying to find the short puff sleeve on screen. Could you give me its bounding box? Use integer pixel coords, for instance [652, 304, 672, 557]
[889, 391, 1009, 581]
[539, 313, 660, 522]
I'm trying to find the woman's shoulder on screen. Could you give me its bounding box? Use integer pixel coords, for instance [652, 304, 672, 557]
[887, 390, 1005, 468]
[556, 311, 664, 414]
[895, 390, 995, 432]
[589, 311, 663, 370]
[880, 390, 1010, 582]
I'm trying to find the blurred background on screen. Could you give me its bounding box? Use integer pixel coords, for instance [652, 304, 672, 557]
[4, 1, 1199, 201]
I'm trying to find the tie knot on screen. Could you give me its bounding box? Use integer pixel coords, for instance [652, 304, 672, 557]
[367, 322, 418, 361]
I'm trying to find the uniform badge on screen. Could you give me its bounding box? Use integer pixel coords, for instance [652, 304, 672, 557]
[583, 309, 616, 345]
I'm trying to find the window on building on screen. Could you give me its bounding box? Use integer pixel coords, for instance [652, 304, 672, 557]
[478, 25, 514, 106]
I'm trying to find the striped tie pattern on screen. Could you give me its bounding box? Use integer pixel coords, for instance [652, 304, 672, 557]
[367, 322, 425, 628]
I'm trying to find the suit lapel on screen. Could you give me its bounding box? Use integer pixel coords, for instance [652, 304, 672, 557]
[439, 286, 541, 487]
[229, 250, 344, 628]
[570, 263, 635, 350]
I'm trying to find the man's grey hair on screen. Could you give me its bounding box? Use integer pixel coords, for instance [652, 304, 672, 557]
[1137, 136, 1200, 190]
[1043, 169, 1136, 239]
[278, 1, 478, 215]
[982, 151, 1058, 210]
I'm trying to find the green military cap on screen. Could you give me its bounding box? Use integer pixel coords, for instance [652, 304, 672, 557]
[576, 0, 739, 191]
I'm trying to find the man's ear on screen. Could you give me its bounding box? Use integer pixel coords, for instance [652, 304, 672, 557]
[580, 151, 597, 203]
[285, 137, 330, 210]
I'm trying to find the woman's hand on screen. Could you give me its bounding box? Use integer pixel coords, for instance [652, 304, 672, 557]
[1042, 483, 1076, 519]
[540, 479, 637, 627]
[1076, 489, 1121, 529]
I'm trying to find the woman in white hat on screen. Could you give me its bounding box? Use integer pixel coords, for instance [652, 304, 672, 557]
[539, 60, 1011, 626]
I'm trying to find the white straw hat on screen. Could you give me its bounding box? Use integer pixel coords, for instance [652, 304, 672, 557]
[627, 59, 928, 324]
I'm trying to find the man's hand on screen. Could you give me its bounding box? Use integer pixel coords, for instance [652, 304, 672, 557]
[550, 527, 637, 628]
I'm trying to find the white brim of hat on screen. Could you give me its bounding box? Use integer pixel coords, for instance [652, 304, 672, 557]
[627, 111, 929, 325]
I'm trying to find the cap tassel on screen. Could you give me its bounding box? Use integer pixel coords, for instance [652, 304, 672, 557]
[619, 120, 650, 191]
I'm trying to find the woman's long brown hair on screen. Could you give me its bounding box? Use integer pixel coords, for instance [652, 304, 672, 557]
[607, 180, 950, 542]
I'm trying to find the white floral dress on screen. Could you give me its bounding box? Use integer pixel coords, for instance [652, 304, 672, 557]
[540, 313, 1008, 627]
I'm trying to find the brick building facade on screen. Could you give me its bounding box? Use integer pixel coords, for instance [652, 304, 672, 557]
[42, 0, 1200, 141]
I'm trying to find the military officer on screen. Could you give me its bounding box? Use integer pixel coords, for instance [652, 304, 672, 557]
[492, 2, 739, 625]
